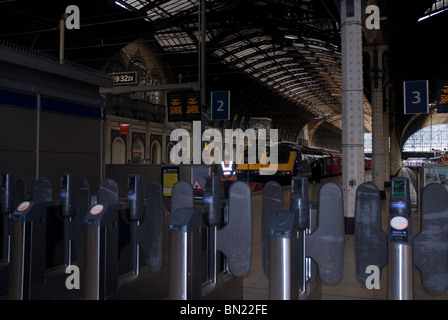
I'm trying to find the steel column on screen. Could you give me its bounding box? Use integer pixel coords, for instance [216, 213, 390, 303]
[340, 0, 366, 228]
[367, 45, 387, 194]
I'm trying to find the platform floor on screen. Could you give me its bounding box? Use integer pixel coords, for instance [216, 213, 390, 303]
[242, 168, 448, 300]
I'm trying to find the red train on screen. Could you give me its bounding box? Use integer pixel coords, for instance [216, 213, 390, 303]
[364, 157, 372, 170]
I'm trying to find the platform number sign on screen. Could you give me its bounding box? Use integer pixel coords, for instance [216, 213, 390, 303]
[211, 91, 230, 120]
[403, 80, 429, 114]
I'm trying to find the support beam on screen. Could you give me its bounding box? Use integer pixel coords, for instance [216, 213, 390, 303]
[339, 0, 366, 233]
[366, 45, 387, 197]
[99, 82, 200, 95]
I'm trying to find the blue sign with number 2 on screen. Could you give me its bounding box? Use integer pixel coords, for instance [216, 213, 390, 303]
[211, 91, 230, 120]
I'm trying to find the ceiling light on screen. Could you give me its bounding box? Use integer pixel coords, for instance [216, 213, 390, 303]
[284, 34, 298, 40]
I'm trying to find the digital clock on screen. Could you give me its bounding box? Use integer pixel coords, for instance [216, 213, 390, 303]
[110, 71, 138, 85]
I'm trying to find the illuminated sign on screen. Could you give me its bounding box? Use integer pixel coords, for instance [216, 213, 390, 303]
[184, 92, 201, 120]
[167, 93, 184, 121]
[167, 91, 201, 122]
[392, 180, 405, 196]
[437, 77, 448, 113]
[110, 72, 138, 85]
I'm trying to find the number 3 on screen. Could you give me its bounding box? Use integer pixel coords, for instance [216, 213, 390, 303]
[411, 91, 421, 104]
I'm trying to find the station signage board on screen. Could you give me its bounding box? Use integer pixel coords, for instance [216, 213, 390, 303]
[403, 80, 429, 114]
[167, 91, 201, 122]
[211, 91, 230, 120]
[437, 77, 448, 113]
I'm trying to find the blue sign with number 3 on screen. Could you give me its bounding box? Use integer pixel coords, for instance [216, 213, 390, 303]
[403, 80, 428, 114]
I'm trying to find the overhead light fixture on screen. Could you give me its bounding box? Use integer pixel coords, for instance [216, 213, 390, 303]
[284, 34, 298, 40]
[418, 7, 448, 22]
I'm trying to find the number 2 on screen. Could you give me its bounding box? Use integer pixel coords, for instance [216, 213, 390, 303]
[217, 100, 224, 111]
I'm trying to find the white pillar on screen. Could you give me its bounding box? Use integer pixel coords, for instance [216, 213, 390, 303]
[367, 45, 387, 195]
[340, 0, 365, 232]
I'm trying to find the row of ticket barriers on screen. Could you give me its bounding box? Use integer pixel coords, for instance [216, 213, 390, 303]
[0, 172, 447, 300]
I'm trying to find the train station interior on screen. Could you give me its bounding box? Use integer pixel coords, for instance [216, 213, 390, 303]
[1, 0, 448, 307]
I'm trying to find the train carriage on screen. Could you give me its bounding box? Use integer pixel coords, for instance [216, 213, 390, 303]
[235, 142, 341, 185]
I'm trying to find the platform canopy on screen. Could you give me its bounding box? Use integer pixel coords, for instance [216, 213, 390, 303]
[0, 0, 447, 149]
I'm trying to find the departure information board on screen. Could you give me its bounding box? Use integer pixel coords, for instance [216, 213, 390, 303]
[437, 77, 448, 113]
[167, 91, 201, 121]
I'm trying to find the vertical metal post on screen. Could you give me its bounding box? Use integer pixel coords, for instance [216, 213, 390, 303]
[9, 222, 25, 300]
[268, 212, 299, 300]
[130, 221, 139, 274]
[269, 237, 298, 300]
[59, 18, 65, 64]
[1, 173, 14, 262]
[384, 84, 392, 186]
[367, 45, 387, 195]
[100, 105, 104, 182]
[36, 93, 41, 180]
[84, 226, 100, 300]
[387, 178, 413, 300]
[168, 207, 202, 300]
[388, 241, 413, 300]
[339, 0, 366, 231]
[195, 0, 206, 164]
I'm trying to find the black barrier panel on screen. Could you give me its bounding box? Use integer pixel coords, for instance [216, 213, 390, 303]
[1, 173, 14, 213]
[69, 178, 90, 266]
[217, 181, 252, 277]
[414, 183, 448, 294]
[171, 181, 194, 215]
[33, 178, 53, 202]
[261, 181, 283, 277]
[306, 183, 344, 284]
[98, 179, 119, 206]
[140, 180, 163, 272]
[354, 182, 387, 286]
[13, 177, 26, 208]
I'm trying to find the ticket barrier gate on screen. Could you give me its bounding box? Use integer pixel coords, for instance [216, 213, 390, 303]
[263, 177, 345, 300]
[0, 173, 26, 297]
[84, 175, 166, 300]
[355, 177, 448, 300]
[8, 174, 90, 300]
[169, 177, 252, 300]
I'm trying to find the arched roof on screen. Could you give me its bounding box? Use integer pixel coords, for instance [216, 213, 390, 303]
[1, 0, 448, 150]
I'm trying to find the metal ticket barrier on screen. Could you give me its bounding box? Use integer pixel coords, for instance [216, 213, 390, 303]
[0, 174, 26, 297]
[355, 177, 448, 300]
[354, 182, 387, 289]
[9, 177, 55, 300]
[414, 182, 448, 295]
[84, 175, 165, 300]
[203, 176, 222, 284]
[388, 177, 414, 300]
[169, 178, 252, 300]
[60, 174, 76, 266]
[263, 177, 345, 300]
[8, 175, 90, 300]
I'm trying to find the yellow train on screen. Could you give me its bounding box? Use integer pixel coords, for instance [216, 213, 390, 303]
[235, 143, 341, 185]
